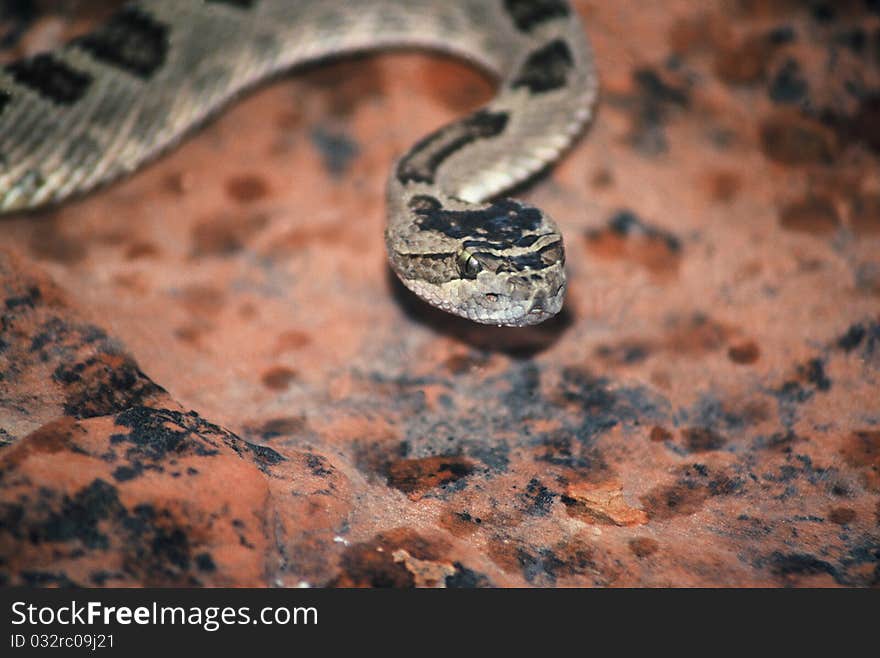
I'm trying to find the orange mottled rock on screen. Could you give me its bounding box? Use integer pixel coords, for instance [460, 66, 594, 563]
[0, 402, 353, 586]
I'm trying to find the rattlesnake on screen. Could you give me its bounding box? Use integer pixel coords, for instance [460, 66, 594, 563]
[0, 0, 598, 326]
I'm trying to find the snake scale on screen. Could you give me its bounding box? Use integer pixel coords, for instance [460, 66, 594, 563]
[0, 0, 598, 326]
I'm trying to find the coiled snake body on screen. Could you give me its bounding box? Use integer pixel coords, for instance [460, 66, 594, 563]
[0, 0, 597, 326]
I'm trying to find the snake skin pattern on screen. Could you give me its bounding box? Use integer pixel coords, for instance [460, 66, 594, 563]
[0, 0, 598, 326]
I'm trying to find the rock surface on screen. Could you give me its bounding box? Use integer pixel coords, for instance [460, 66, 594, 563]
[0, 1, 878, 587]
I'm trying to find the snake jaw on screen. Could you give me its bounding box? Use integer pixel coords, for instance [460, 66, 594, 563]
[393, 253, 566, 327]
[489, 269, 567, 327]
[471, 285, 566, 327]
[471, 235, 567, 326]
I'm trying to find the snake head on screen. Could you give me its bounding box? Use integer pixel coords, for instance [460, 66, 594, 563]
[389, 195, 567, 327]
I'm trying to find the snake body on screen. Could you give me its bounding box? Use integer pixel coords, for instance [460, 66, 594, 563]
[0, 0, 597, 326]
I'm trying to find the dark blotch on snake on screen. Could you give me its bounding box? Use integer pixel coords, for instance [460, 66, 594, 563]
[411, 197, 543, 243]
[469, 241, 561, 273]
[5, 53, 92, 105]
[74, 7, 169, 79]
[508, 241, 563, 271]
[511, 40, 574, 94]
[396, 110, 509, 185]
[503, 0, 571, 32]
[462, 233, 544, 251]
[0, 89, 9, 115]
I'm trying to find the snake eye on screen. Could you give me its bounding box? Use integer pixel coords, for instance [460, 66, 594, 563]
[457, 251, 483, 278]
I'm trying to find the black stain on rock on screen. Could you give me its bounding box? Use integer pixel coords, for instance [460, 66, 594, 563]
[768, 58, 808, 104]
[800, 358, 831, 391]
[520, 478, 557, 516]
[305, 453, 334, 478]
[4, 285, 41, 311]
[835, 27, 868, 54]
[594, 340, 651, 365]
[20, 571, 76, 587]
[252, 416, 306, 439]
[618, 67, 691, 155]
[809, 3, 836, 23]
[768, 25, 797, 45]
[681, 427, 728, 453]
[771, 356, 836, 427]
[555, 366, 669, 443]
[310, 127, 359, 177]
[535, 433, 608, 474]
[195, 552, 216, 572]
[26, 479, 121, 550]
[591, 209, 682, 251]
[89, 570, 121, 586]
[837, 323, 867, 351]
[509, 540, 600, 586]
[835, 320, 879, 359]
[769, 551, 839, 581]
[245, 442, 284, 467]
[445, 562, 492, 588]
[112, 407, 217, 461]
[110, 406, 283, 478]
[501, 361, 541, 412]
[641, 464, 742, 520]
[53, 355, 165, 419]
[462, 439, 510, 472]
[634, 68, 691, 107]
[112, 464, 143, 482]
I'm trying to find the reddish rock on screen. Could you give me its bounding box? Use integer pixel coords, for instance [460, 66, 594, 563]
[629, 537, 660, 558]
[562, 481, 648, 526]
[714, 34, 775, 84]
[779, 196, 842, 233]
[760, 111, 839, 165]
[728, 340, 761, 364]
